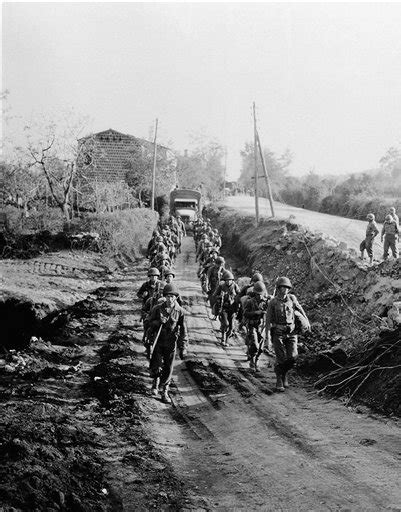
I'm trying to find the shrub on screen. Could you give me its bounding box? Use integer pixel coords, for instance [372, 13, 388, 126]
[84, 209, 159, 259]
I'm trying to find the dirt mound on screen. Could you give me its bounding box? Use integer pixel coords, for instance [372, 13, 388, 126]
[205, 204, 401, 415]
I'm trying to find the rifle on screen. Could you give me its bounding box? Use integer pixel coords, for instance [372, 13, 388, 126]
[149, 324, 163, 360]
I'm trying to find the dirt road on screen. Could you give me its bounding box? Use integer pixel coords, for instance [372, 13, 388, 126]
[2, 238, 400, 510]
[145, 237, 400, 511]
[224, 195, 387, 256]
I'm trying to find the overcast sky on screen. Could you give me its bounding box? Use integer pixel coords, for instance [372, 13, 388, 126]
[3, 2, 401, 180]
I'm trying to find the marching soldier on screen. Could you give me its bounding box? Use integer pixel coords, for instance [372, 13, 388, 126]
[266, 277, 310, 392]
[381, 214, 399, 261]
[212, 270, 240, 346]
[147, 284, 188, 404]
[243, 281, 271, 371]
[207, 256, 226, 304]
[137, 267, 163, 314]
[360, 213, 379, 265]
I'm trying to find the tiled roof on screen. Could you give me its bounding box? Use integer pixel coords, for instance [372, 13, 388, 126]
[77, 129, 168, 183]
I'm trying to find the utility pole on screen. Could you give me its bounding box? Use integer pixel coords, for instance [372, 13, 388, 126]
[223, 146, 227, 199]
[151, 118, 158, 211]
[256, 131, 275, 217]
[253, 102, 260, 225]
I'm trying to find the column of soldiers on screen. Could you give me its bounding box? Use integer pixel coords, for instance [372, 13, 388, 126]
[360, 206, 399, 264]
[137, 215, 188, 404]
[194, 216, 310, 392]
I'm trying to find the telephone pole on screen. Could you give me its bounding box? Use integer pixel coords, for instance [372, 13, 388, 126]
[253, 102, 260, 225]
[151, 118, 158, 211]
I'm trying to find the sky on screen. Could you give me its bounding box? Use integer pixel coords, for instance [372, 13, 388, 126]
[2, 2, 401, 180]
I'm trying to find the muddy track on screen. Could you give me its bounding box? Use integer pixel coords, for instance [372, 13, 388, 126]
[2, 240, 400, 511]
[148, 237, 401, 511]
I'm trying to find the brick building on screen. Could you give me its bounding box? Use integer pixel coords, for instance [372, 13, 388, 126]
[76, 128, 176, 209]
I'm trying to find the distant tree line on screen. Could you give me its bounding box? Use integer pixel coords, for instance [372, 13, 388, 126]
[239, 141, 401, 223]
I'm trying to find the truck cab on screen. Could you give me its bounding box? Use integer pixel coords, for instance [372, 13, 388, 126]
[170, 189, 201, 230]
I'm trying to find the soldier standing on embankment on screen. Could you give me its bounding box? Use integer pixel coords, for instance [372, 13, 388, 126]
[360, 213, 379, 265]
[381, 214, 399, 261]
[265, 277, 310, 392]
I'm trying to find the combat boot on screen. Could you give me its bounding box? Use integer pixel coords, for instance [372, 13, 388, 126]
[275, 372, 285, 392]
[221, 333, 227, 347]
[282, 372, 289, 388]
[151, 377, 160, 396]
[161, 386, 171, 404]
[249, 357, 255, 370]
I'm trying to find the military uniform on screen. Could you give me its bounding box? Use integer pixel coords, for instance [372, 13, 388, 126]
[148, 299, 188, 401]
[243, 292, 271, 369]
[382, 218, 399, 260]
[360, 220, 379, 260]
[266, 291, 308, 390]
[212, 280, 240, 345]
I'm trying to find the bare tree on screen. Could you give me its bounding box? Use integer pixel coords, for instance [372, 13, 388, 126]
[11, 112, 94, 224]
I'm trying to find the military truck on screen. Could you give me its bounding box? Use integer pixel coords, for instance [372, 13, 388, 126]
[169, 188, 201, 230]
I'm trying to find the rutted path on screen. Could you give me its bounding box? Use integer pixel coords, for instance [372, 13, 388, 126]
[146, 237, 401, 511]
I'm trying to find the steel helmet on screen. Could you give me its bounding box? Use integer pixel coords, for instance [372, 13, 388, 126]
[276, 276, 292, 289]
[148, 267, 160, 277]
[385, 214, 393, 222]
[389, 207, 396, 213]
[163, 283, 180, 297]
[216, 256, 225, 264]
[251, 272, 263, 283]
[366, 213, 375, 221]
[164, 268, 175, 277]
[223, 270, 234, 280]
[253, 281, 266, 294]
[209, 248, 219, 254]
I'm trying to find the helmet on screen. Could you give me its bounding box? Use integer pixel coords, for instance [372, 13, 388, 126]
[253, 281, 266, 294]
[223, 270, 234, 280]
[156, 235, 163, 242]
[276, 276, 292, 289]
[389, 207, 396, 213]
[163, 284, 180, 297]
[209, 248, 219, 255]
[213, 229, 219, 234]
[251, 272, 263, 283]
[385, 214, 393, 222]
[162, 255, 170, 261]
[202, 234, 207, 239]
[205, 241, 212, 247]
[366, 213, 375, 221]
[164, 268, 175, 277]
[216, 256, 225, 264]
[148, 267, 160, 277]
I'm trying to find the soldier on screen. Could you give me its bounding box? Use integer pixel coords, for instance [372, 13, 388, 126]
[137, 267, 163, 312]
[360, 213, 379, 265]
[236, 272, 264, 327]
[147, 284, 188, 404]
[243, 281, 271, 371]
[207, 256, 226, 303]
[212, 270, 240, 346]
[161, 268, 183, 306]
[389, 207, 399, 227]
[381, 214, 399, 261]
[266, 277, 310, 392]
